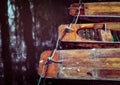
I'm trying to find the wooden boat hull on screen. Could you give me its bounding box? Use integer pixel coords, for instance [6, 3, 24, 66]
[38, 48, 120, 80]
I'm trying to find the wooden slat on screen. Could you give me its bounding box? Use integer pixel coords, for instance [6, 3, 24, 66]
[59, 49, 120, 79]
[38, 48, 120, 80]
[85, 2, 120, 16]
[69, 2, 120, 16]
[69, 2, 120, 22]
[59, 23, 120, 48]
[59, 23, 120, 42]
[58, 23, 120, 49]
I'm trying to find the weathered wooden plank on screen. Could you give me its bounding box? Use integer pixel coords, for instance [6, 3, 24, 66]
[85, 2, 120, 16]
[59, 23, 120, 41]
[59, 23, 120, 48]
[39, 48, 120, 80]
[69, 2, 120, 16]
[69, 2, 120, 22]
[59, 49, 120, 79]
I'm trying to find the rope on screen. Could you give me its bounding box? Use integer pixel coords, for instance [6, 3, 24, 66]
[46, 7, 82, 60]
[37, 0, 82, 85]
[74, 5, 82, 24]
[104, 24, 107, 32]
[51, 29, 64, 59]
[37, 65, 45, 85]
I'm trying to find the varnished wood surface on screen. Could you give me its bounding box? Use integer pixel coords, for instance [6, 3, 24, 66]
[39, 49, 120, 80]
[69, 2, 120, 16]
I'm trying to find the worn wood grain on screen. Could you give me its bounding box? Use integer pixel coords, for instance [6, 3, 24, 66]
[59, 49, 120, 79]
[59, 67, 94, 79]
[39, 48, 120, 80]
[69, 2, 120, 16]
[85, 2, 120, 16]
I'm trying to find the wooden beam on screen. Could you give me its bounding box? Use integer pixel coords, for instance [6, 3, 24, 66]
[69, 2, 120, 17]
[38, 48, 120, 80]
